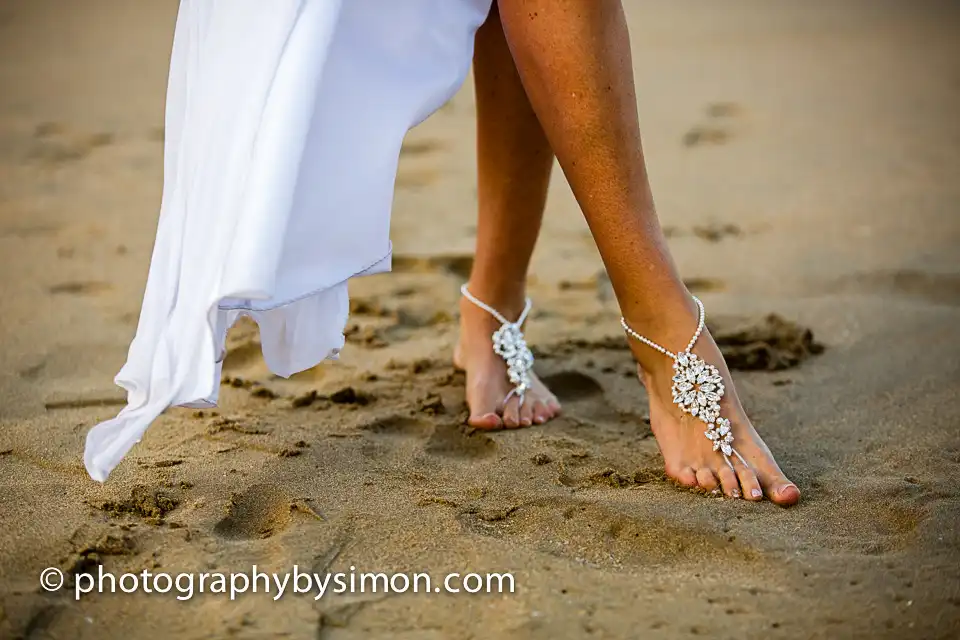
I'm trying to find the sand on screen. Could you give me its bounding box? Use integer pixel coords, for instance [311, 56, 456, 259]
[1, 1, 959, 638]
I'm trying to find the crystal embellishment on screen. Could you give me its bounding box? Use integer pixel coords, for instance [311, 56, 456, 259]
[671, 351, 735, 460]
[671, 352, 724, 425]
[492, 323, 534, 397]
[621, 296, 748, 472]
[461, 284, 535, 407]
[705, 417, 734, 456]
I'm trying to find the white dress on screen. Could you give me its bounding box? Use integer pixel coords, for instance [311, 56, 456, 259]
[84, 0, 493, 481]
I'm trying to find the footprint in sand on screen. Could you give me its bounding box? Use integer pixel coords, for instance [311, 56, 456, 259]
[48, 281, 112, 296]
[90, 485, 181, 524]
[357, 414, 432, 438]
[424, 423, 498, 460]
[682, 102, 744, 148]
[344, 301, 453, 350]
[692, 222, 742, 243]
[214, 483, 320, 540]
[30, 122, 115, 166]
[457, 497, 758, 568]
[709, 314, 825, 371]
[682, 126, 730, 148]
[220, 317, 265, 373]
[683, 277, 727, 293]
[63, 531, 139, 581]
[660, 223, 746, 243]
[391, 253, 474, 280]
[562, 466, 664, 489]
[354, 413, 496, 460]
[541, 371, 604, 403]
[349, 297, 394, 318]
[535, 316, 823, 372]
[221, 338, 263, 372]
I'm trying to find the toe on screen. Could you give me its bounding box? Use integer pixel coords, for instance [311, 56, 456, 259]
[757, 469, 800, 506]
[502, 397, 521, 428]
[531, 401, 549, 424]
[695, 468, 720, 494]
[518, 397, 535, 427]
[467, 387, 503, 429]
[734, 462, 762, 502]
[769, 481, 800, 506]
[465, 376, 505, 430]
[717, 464, 742, 499]
[467, 412, 502, 429]
[547, 398, 562, 416]
[670, 466, 698, 488]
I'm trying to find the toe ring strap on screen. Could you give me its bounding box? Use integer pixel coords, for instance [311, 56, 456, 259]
[723, 455, 736, 471]
[503, 386, 526, 409]
[721, 447, 750, 471]
[461, 284, 535, 412]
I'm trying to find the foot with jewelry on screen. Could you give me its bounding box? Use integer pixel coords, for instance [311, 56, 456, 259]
[622, 296, 800, 506]
[454, 283, 560, 429]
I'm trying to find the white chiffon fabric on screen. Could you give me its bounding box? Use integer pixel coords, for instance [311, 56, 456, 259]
[84, 0, 493, 481]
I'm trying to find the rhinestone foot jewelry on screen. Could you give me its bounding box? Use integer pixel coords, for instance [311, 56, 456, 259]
[620, 296, 750, 472]
[460, 284, 534, 408]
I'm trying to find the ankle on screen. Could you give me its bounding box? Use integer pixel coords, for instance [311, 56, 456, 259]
[632, 349, 675, 384]
[461, 279, 529, 323]
[621, 295, 702, 374]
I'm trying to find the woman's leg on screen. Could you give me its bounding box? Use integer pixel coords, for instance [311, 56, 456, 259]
[456, 2, 560, 429]
[496, 0, 799, 505]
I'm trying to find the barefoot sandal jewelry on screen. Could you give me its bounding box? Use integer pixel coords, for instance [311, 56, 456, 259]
[460, 284, 534, 408]
[620, 296, 750, 472]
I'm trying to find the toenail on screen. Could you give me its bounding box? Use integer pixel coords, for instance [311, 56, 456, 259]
[732, 490, 741, 498]
[751, 489, 762, 498]
[710, 489, 720, 495]
[779, 484, 799, 497]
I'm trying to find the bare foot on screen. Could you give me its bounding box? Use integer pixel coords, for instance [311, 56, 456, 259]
[637, 329, 800, 507]
[454, 296, 560, 429]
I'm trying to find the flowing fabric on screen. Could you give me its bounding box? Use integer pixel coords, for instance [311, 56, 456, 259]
[84, 0, 493, 481]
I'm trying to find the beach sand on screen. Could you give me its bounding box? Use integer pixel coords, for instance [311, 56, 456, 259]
[1, 1, 959, 638]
